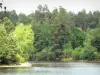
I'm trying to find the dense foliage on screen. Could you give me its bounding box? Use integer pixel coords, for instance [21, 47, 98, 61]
[0, 5, 100, 64]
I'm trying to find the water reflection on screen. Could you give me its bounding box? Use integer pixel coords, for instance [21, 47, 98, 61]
[0, 62, 100, 75]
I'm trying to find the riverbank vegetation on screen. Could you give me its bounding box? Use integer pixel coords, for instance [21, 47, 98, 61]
[0, 5, 100, 64]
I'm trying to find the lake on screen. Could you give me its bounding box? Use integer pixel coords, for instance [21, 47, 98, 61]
[0, 62, 100, 75]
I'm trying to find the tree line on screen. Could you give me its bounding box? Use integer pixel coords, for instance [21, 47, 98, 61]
[0, 5, 100, 64]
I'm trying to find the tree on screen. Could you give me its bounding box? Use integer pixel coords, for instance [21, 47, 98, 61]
[87, 11, 95, 28]
[3, 17, 14, 33]
[9, 10, 18, 25]
[91, 27, 100, 52]
[74, 9, 87, 31]
[34, 5, 51, 24]
[71, 27, 86, 49]
[12, 24, 34, 61]
[18, 13, 31, 24]
[80, 28, 100, 60]
[0, 25, 18, 64]
[33, 23, 51, 51]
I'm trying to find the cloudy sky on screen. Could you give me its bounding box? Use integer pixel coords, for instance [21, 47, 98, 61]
[1, 0, 100, 14]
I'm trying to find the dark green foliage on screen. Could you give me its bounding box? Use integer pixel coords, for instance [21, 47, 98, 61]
[33, 23, 51, 51]
[91, 27, 100, 52]
[18, 13, 31, 24]
[9, 10, 18, 25]
[71, 27, 86, 49]
[91, 37, 100, 52]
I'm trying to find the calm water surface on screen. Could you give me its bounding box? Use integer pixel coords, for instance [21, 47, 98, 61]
[0, 62, 100, 75]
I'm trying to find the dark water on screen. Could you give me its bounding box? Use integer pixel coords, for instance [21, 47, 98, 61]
[0, 62, 100, 75]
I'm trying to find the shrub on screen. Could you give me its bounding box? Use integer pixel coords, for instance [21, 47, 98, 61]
[80, 45, 98, 60]
[62, 42, 73, 58]
[62, 49, 72, 58]
[72, 47, 83, 60]
[15, 54, 25, 63]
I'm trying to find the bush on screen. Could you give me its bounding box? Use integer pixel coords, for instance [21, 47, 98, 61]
[72, 47, 83, 60]
[62, 42, 73, 58]
[79, 28, 100, 60]
[80, 45, 99, 60]
[71, 27, 86, 49]
[15, 54, 25, 63]
[91, 36, 100, 52]
[93, 52, 100, 60]
[35, 47, 56, 61]
[62, 49, 72, 58]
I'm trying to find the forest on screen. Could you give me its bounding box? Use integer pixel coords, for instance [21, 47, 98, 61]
[0, 5, 100, 64]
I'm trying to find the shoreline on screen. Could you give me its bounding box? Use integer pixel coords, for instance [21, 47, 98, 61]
[0, 60, 100, 68]
[0, 62, 32, 68]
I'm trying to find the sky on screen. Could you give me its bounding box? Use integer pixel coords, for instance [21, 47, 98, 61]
[1, 0, 100, 14]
